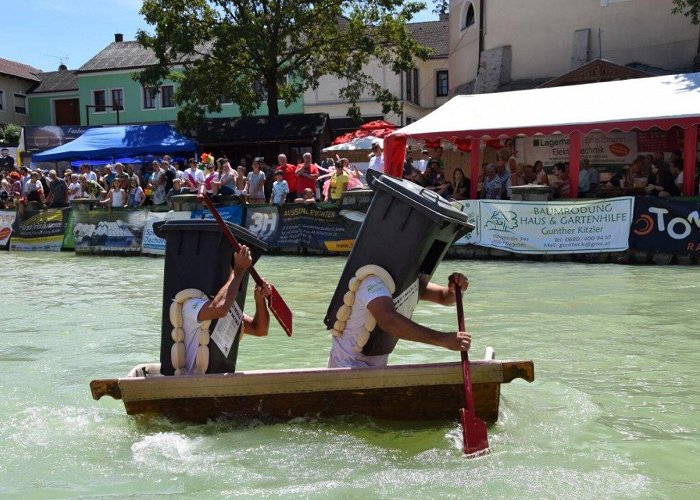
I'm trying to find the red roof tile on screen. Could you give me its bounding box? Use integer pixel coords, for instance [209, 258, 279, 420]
[0, 57, 40, 82]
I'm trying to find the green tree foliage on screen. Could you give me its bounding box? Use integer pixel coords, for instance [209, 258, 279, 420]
[0, 124, 21, 146]
[432, 0, 449, 16]
[136, 0, 431, 129]
[673, 0, 700, 24]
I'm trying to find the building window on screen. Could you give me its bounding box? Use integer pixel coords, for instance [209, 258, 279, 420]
[463, 2, 475, 30]
[0, 90, 4, 111]
[13, 93, 27, 114]
[161, 84, 175, 108]
[405, 70, 412, 102]
[412, 68, 419, 105]
[111, 89, 124, 111]
[93, 90, 106, 112]
[436, 70, 449, 97]
[143, 87, 157, 109]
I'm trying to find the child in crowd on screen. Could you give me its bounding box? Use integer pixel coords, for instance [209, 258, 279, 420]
[270, 170, 289, 205]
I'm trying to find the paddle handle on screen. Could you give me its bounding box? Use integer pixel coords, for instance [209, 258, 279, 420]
[455, 285, 476, 416]
[197, 192, 265, 288]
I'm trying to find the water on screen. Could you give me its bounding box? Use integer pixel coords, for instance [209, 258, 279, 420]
[1, 253, 699, 498]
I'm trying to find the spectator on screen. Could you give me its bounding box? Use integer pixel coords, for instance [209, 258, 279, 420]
[671, 159, 684, 192]
[276, 154, 297, 203]
[551, 163, 569, 199]
[149, 161, 167, 205]
[296, 187, 316, 204]
[402, 146, 414, 179]
[481, 164, 501, 199]
[45, 170, 69, 208]
[496, 161, 510, 199]
[127, 177, 146, 207]
[578, 159, 591, 196]
[588, 161, 600, 193]
[102, 165, 116, 190]
[327, 158, 350, 204]
[80, 163, 98, 183]
[522, 164, 536, 185]
[100, 178, 128, 208]
[416, 149, 430, 173]
[270, 170, 289, 204]
[451, 168, 470, 200]
[212, 161, 238, 197]
[67, 174, 81, 202]
[246, 159, 267, 204]
[367, 141, 385, 174]
[36, 169, 50, 195]
[645, 163, 679, 197]
[23, 171, 45, 203]
[295, 152, 320, 199]
[79, 174, 103, 199]
[534, 161, 549, 186]
[183, 158, 204, 193]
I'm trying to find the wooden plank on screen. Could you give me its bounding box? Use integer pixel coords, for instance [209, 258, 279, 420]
[123, 382, 504, 424]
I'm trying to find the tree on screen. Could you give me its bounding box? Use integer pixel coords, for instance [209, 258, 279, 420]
[0, 123, 21, 146]
[672, 0, 700, 70]
[673, 0, 700, 24]
[136, 0, 431, 129]
[432, 0, 449, 17]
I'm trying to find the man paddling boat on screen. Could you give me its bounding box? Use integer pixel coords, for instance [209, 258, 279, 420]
[328, 272, 471, 368]
[181, 245, 271, 375]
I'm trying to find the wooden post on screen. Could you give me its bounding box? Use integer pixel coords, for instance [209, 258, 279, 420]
[470, 137, 480, 199]
[568, 132, 582, 199]
[683, 125, 698, 196]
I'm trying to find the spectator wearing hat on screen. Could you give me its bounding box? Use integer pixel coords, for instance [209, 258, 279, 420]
[368, 141, 385, 174]
[270, 170, 289, 205]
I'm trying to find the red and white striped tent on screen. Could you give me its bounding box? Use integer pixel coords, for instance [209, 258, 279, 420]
[384, 73, 700, 198]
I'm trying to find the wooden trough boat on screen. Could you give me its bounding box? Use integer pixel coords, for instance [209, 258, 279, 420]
[90, 349, 534, 424]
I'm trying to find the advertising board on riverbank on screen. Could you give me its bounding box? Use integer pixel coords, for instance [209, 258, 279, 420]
[10, 207, 70, 251]
[455, 197, 634, 254]
[629, 197, 700, 256]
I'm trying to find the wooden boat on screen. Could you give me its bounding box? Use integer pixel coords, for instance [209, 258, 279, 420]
[90, 348, 533, 424]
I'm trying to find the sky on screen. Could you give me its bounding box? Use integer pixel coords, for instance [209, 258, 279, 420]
[4, 0, 438, 73]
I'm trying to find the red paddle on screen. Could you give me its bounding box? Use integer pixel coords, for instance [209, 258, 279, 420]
[455, 282, 489, 456]
[198, 191, 293, 336]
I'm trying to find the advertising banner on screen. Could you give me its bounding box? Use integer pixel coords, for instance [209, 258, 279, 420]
[244, 203, 361, 252]
[477, 197, 633, 254]
[24, 126, 92, 153]
[453, 200, 479, 246]
[10, 207, 69, 251]
[521, 132, 637, 166]
[73, 208, 147, 254]
[141, 211, 191, 255]
[0, 210, 16, 249]
[190, 204, 244, 226]
[629, 197, 700, 256]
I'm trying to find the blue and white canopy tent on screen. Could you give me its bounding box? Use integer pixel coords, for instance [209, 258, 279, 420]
[31, 124, 197, 162]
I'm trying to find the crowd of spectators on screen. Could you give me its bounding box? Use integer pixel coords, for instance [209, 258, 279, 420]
[0, 151, 370, 211]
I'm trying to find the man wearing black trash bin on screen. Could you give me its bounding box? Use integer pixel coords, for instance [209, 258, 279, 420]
[180, 245, 271, 375]
[325, 173, 474, 368]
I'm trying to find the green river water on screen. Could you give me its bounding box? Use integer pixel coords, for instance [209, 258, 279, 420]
[1, 252, 698, 499]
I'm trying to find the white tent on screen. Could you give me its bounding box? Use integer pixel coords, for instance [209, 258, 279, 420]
[384, 72, 700, 196]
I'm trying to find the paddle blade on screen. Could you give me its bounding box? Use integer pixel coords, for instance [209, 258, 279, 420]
[460, 408, 489, 456]
[268, 285, 293, 336]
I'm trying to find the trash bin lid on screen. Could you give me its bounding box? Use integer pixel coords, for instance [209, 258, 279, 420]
[154, 219, 268, 251]
[371, 174, 473, 228]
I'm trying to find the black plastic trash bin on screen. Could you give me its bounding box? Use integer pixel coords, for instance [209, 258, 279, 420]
[324, 174, 474, 356]
[155, 219, 267, 375]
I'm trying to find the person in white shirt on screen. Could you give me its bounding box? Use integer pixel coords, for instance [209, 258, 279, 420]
[183, 158, 205, 193]
[181, 245, 271, 375]
[367, 141, 385, 174]
[328, 272, 471, 368]
[578, 159, 591, 196]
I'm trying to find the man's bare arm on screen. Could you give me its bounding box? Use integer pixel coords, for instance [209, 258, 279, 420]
[368, 296, 470, 351]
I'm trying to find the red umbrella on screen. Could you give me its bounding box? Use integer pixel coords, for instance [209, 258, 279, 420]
[359, 119, 397, 130]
